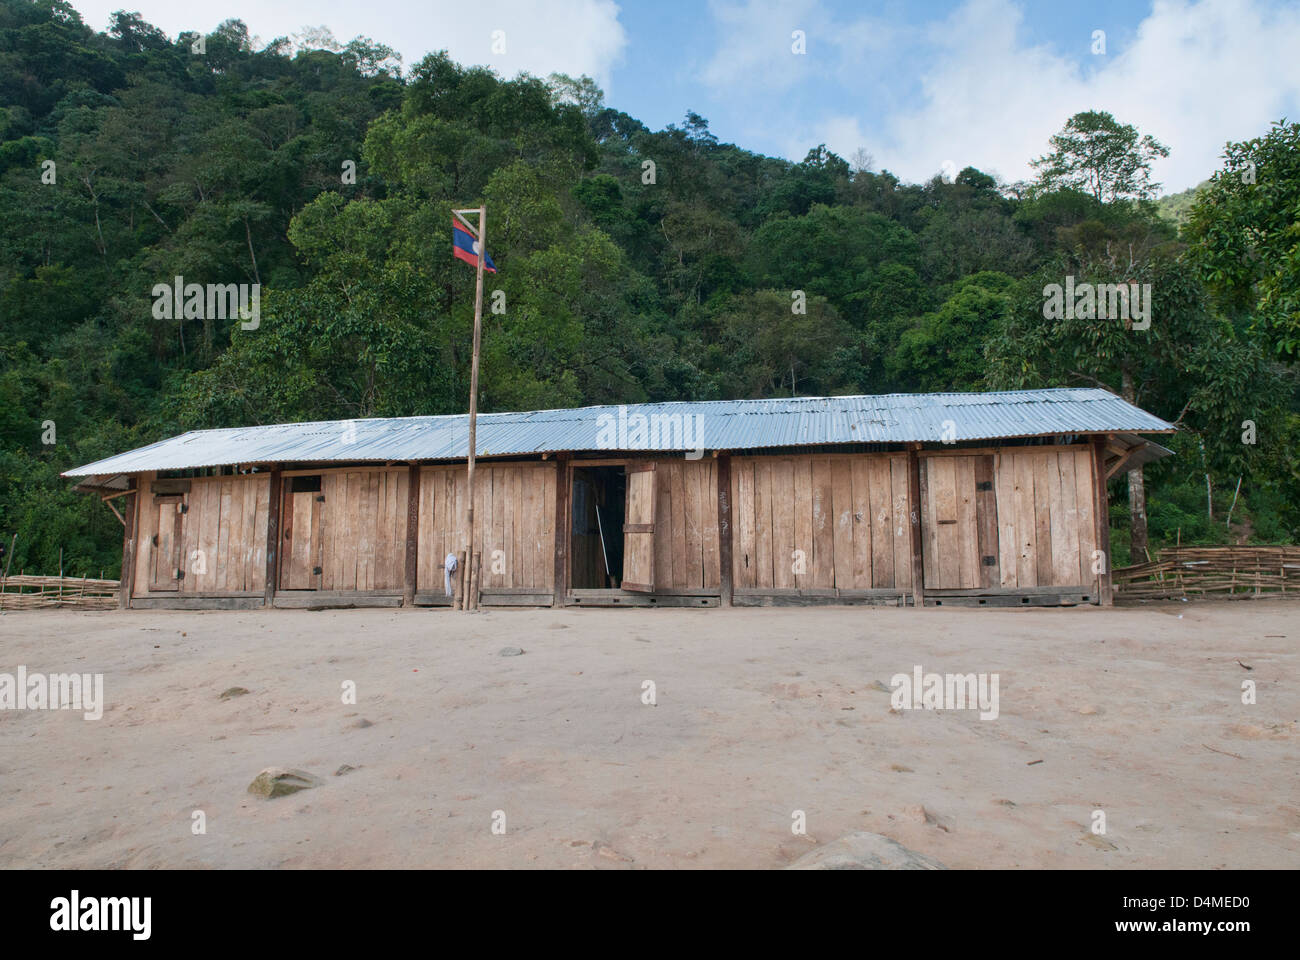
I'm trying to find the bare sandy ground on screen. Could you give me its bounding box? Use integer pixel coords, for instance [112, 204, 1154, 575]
[0, 602, 1295, 869]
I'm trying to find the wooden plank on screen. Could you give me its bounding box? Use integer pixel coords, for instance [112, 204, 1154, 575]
[1073, 447, 1096, 587]
[264, 470, 281, 606]
[119, 481, 136, 608]
[793, 458, 814, 589]
[702, 459, 720, 590]
[919, 456, 937, 586]
[512, 467, 525, 588]
[1047, 451, 1076, 587]
[416, 468, 432, 591]
[684, 460, 704, 589]
[891, 455, 913, 591]
[1033, 453, 1054, 586]
[133, 474, 156, 596]
[994, 453, 1018, 588]
[748, 459, 771, 588]
[1013, 453, 1037, 587]
[974, 455, 1000, 590]
[1091, 438, 1113, 604]
[811, 458, 835, 589]
[931, 456, 957, 523]
[373, 471, 388, 589]
[655, 460, 675, 589]
[955, 456, 979, 589]
[518, 466, 535, 588]
[734, 459, 755, 588]
[539, 464, 555, 592]
[906, 448, 923, 603]
[850, 457, 872, 590]
[227, 478, 247, 592]
[404, 464, 419, 604]
[716, 455, 732, 604]
[670, 461, 688, 588]
[490, 465, 506, 588]
[770, 459, 795, 589]
[831, 459, 854, 590]
[215, 479, 233, 593]
[552, 458, 569, 604]
[868, 457, 892, 588]
[251, 475, 268, 594]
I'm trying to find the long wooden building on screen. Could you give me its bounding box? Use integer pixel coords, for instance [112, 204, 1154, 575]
[65, 389, 1174, 610]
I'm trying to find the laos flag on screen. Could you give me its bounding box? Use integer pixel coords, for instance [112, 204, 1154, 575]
[452, 218, 497, 272]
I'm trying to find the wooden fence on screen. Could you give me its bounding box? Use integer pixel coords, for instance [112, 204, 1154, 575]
[0, 575, 120, 610]
[1113, 545, 1300, 599]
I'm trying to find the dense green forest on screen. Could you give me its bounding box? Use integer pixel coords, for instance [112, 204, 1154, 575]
[1, 0, 1297, 578]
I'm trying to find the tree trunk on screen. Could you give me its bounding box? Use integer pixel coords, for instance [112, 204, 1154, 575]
[1127, 466, 1148, 560]
[1120, 368, 1149, 559]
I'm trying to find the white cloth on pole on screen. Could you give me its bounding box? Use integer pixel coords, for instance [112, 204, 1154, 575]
[443, 552, 458, 597]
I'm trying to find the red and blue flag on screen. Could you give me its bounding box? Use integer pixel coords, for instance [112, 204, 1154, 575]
[452, 217, 497, 272]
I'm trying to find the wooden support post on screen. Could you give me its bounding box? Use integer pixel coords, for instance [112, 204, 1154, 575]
[403, 463, 420, 607]
[118, 479, 136, 610]
[264, 469, 282, 607]
[456, 549, 467, 609]
[1092, 436, 1114, 606]
[907, 445, 925, 608]
[469, 551, 481, 611]
[717, 454, 733, 606]
[552, 455, 570, 608]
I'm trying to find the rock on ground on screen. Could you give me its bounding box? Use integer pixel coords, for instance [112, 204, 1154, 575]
[247, 768, 322, 799]
[786, 832, 946, 870]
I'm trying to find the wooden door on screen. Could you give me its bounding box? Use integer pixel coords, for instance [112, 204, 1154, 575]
[279, 477, 324, 590]
[919, 455, 981, 589]
[622, 462, 656, 593]
[149, 498, 184, 591]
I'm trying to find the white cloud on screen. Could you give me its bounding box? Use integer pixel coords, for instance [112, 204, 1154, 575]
[868, 0, 1300, 191]
[73, 0, 628, 89]
[706, 0, 1300, 192]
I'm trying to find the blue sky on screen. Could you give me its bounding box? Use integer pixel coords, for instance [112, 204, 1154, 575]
[72, 0, 1300, 192]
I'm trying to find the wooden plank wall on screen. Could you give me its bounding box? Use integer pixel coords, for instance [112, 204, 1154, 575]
[993, 447, 1096, 588]
[319, 469, 409, 592]
[133, 473, 271, 597]
[652, 459, 721, 591]
[730, 454, 912, 591]
[416, 463, 556, 594]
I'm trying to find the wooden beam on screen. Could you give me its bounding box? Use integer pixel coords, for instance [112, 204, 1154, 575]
[907, 445, 925, 607]
[105, 498, 126, 528]
[1104, 446, 1143, 481]
[1091, 437, 1113, 606]
[552, 455, 570, 608]
[717, 454, 733, 606]
[118, 479, 136, 610]
[264, 469, 282, 607]
[403, 463, 420, 606]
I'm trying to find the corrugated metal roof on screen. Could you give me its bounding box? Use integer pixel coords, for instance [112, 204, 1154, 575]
[63, 388, 1175, 477]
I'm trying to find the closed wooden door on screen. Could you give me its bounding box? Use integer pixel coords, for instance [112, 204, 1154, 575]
[919, 455, 983, 589]
[279, 477, 324, 590]
[622, 463, 656, 593]
[149, 498, 184, 591]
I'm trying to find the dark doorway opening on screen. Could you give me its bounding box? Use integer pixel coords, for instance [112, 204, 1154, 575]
[570, 466, 626, 588]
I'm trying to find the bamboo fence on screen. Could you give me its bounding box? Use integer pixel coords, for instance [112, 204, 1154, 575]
[0, 574, 120, 610]
[1113, 545, 1300, 600]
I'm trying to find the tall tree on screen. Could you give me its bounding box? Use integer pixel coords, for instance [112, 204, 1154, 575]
[1032, 111, 1169, 203]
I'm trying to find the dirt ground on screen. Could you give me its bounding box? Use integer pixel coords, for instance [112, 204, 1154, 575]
[0, 601, 1295, 869]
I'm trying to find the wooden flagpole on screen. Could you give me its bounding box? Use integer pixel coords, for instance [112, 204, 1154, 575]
[454, 205, 487, 611]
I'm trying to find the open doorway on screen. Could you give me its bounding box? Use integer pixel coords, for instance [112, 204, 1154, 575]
[570, 465, 626, 588]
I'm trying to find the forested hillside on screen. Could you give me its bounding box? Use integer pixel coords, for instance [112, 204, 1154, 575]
[2, 0, 1297, 577]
